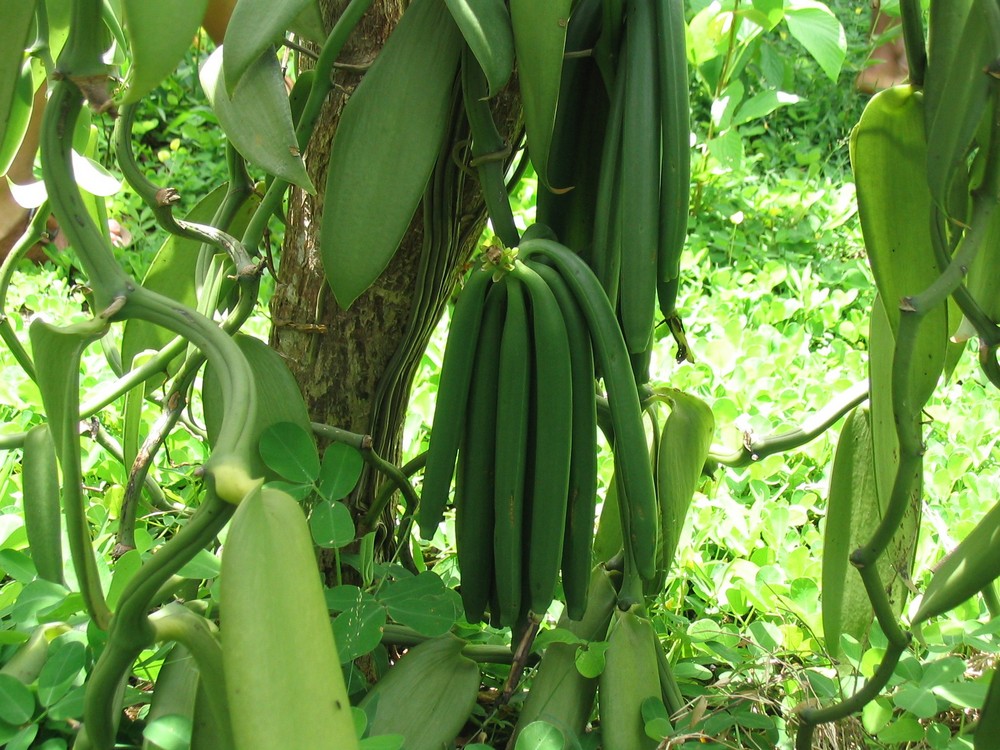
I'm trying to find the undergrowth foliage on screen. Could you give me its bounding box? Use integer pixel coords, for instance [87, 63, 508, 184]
[0, 1, 998, 750]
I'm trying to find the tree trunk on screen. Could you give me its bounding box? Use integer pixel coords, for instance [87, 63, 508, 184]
[269, 0, 521, 575]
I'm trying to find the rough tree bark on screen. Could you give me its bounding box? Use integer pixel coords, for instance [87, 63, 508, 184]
[269, 0, 521, 574]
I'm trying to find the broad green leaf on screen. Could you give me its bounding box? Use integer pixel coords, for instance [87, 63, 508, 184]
[893, 685, 939, 720]
[121, 0, 210, 103]
[359, 634, 480, 749]
[359, 736, 405, 750]
[876, 716, 925, 743]
[0, 674, 35, 725]
[706, 129, 745, 172]
[263, 480, 314, 501]
[713, 79, 744, 131]
[751, 0, 784, 30]
[200, 46, 313, 192]
[45, 0, 72, 62]
[921, 657, 967, 687]
[0, 548, 37, 583]
[853, 87, 949, 409]
[37, 640, 85, 707]
[732, 89, 800, 127]
[174, 548, 221, 580]
[317, 442, 364, 502]
[289, 2, 326, 45]
[912, 498, 1000, 625]
[205, 340, 314, 482]
[257, 421, 320, 484]
[783, 0, 846, 82]
[640, 696, 670, 724]
[326, 584, 366, 612]
[0, 720, 19, 746]
[223, 0, 317, 94]
[862, 697, 893, 735]
[9, 579, 69, 625]
[37, 592, 84, 622]
[46, 685, 85, 721]
[330, 588, 386, 663]
[688, 3, 730, 66]
[4, 724, 39, 750]
[656, 389, 715, 579]
[309, 499, 355, 549]
[443, 0, 513, 96]
[932, 681, 987, 710]
[321, 0, 462, 308]
[378, 572, 461, 636]
[27, 318, 110, 621]
[0, 59, 35, 177]
[0, 632, 30, 646]
[514, 721, 564, 750]
[644, 717, 672, 741]
[143, 714, 193, 750]
[352, 706, 368, 739]
[509, 0, 572, 188]
[821, 406, 876, 657]
[105, 549, 142, 610]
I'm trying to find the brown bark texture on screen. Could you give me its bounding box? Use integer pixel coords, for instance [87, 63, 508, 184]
[269, 0, 521, 565]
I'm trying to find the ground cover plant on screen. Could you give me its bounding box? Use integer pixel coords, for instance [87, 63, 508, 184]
[0, 1, 999, 749]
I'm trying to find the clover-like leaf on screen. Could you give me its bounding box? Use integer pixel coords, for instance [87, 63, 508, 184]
[377, 572, 461, 636]
[310, 499, 355, 549]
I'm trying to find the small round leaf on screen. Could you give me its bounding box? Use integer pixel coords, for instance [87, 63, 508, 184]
[317, 443, 364, 501]
[514, 721, 564, 750]
[309, 499, 355, 549]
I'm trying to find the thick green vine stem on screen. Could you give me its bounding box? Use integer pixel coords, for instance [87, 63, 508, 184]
[82, 491, 234, 750]
[708, 381, 869, 468]
[897, 0, 926, 89]
[149, 604, 235, 750]
[795, 637, 910, 749]
[41, 81, 129, 308]
[57, 0, 112, 84]
[461, 46, 520, 249]
[114, 103, 257, 275]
